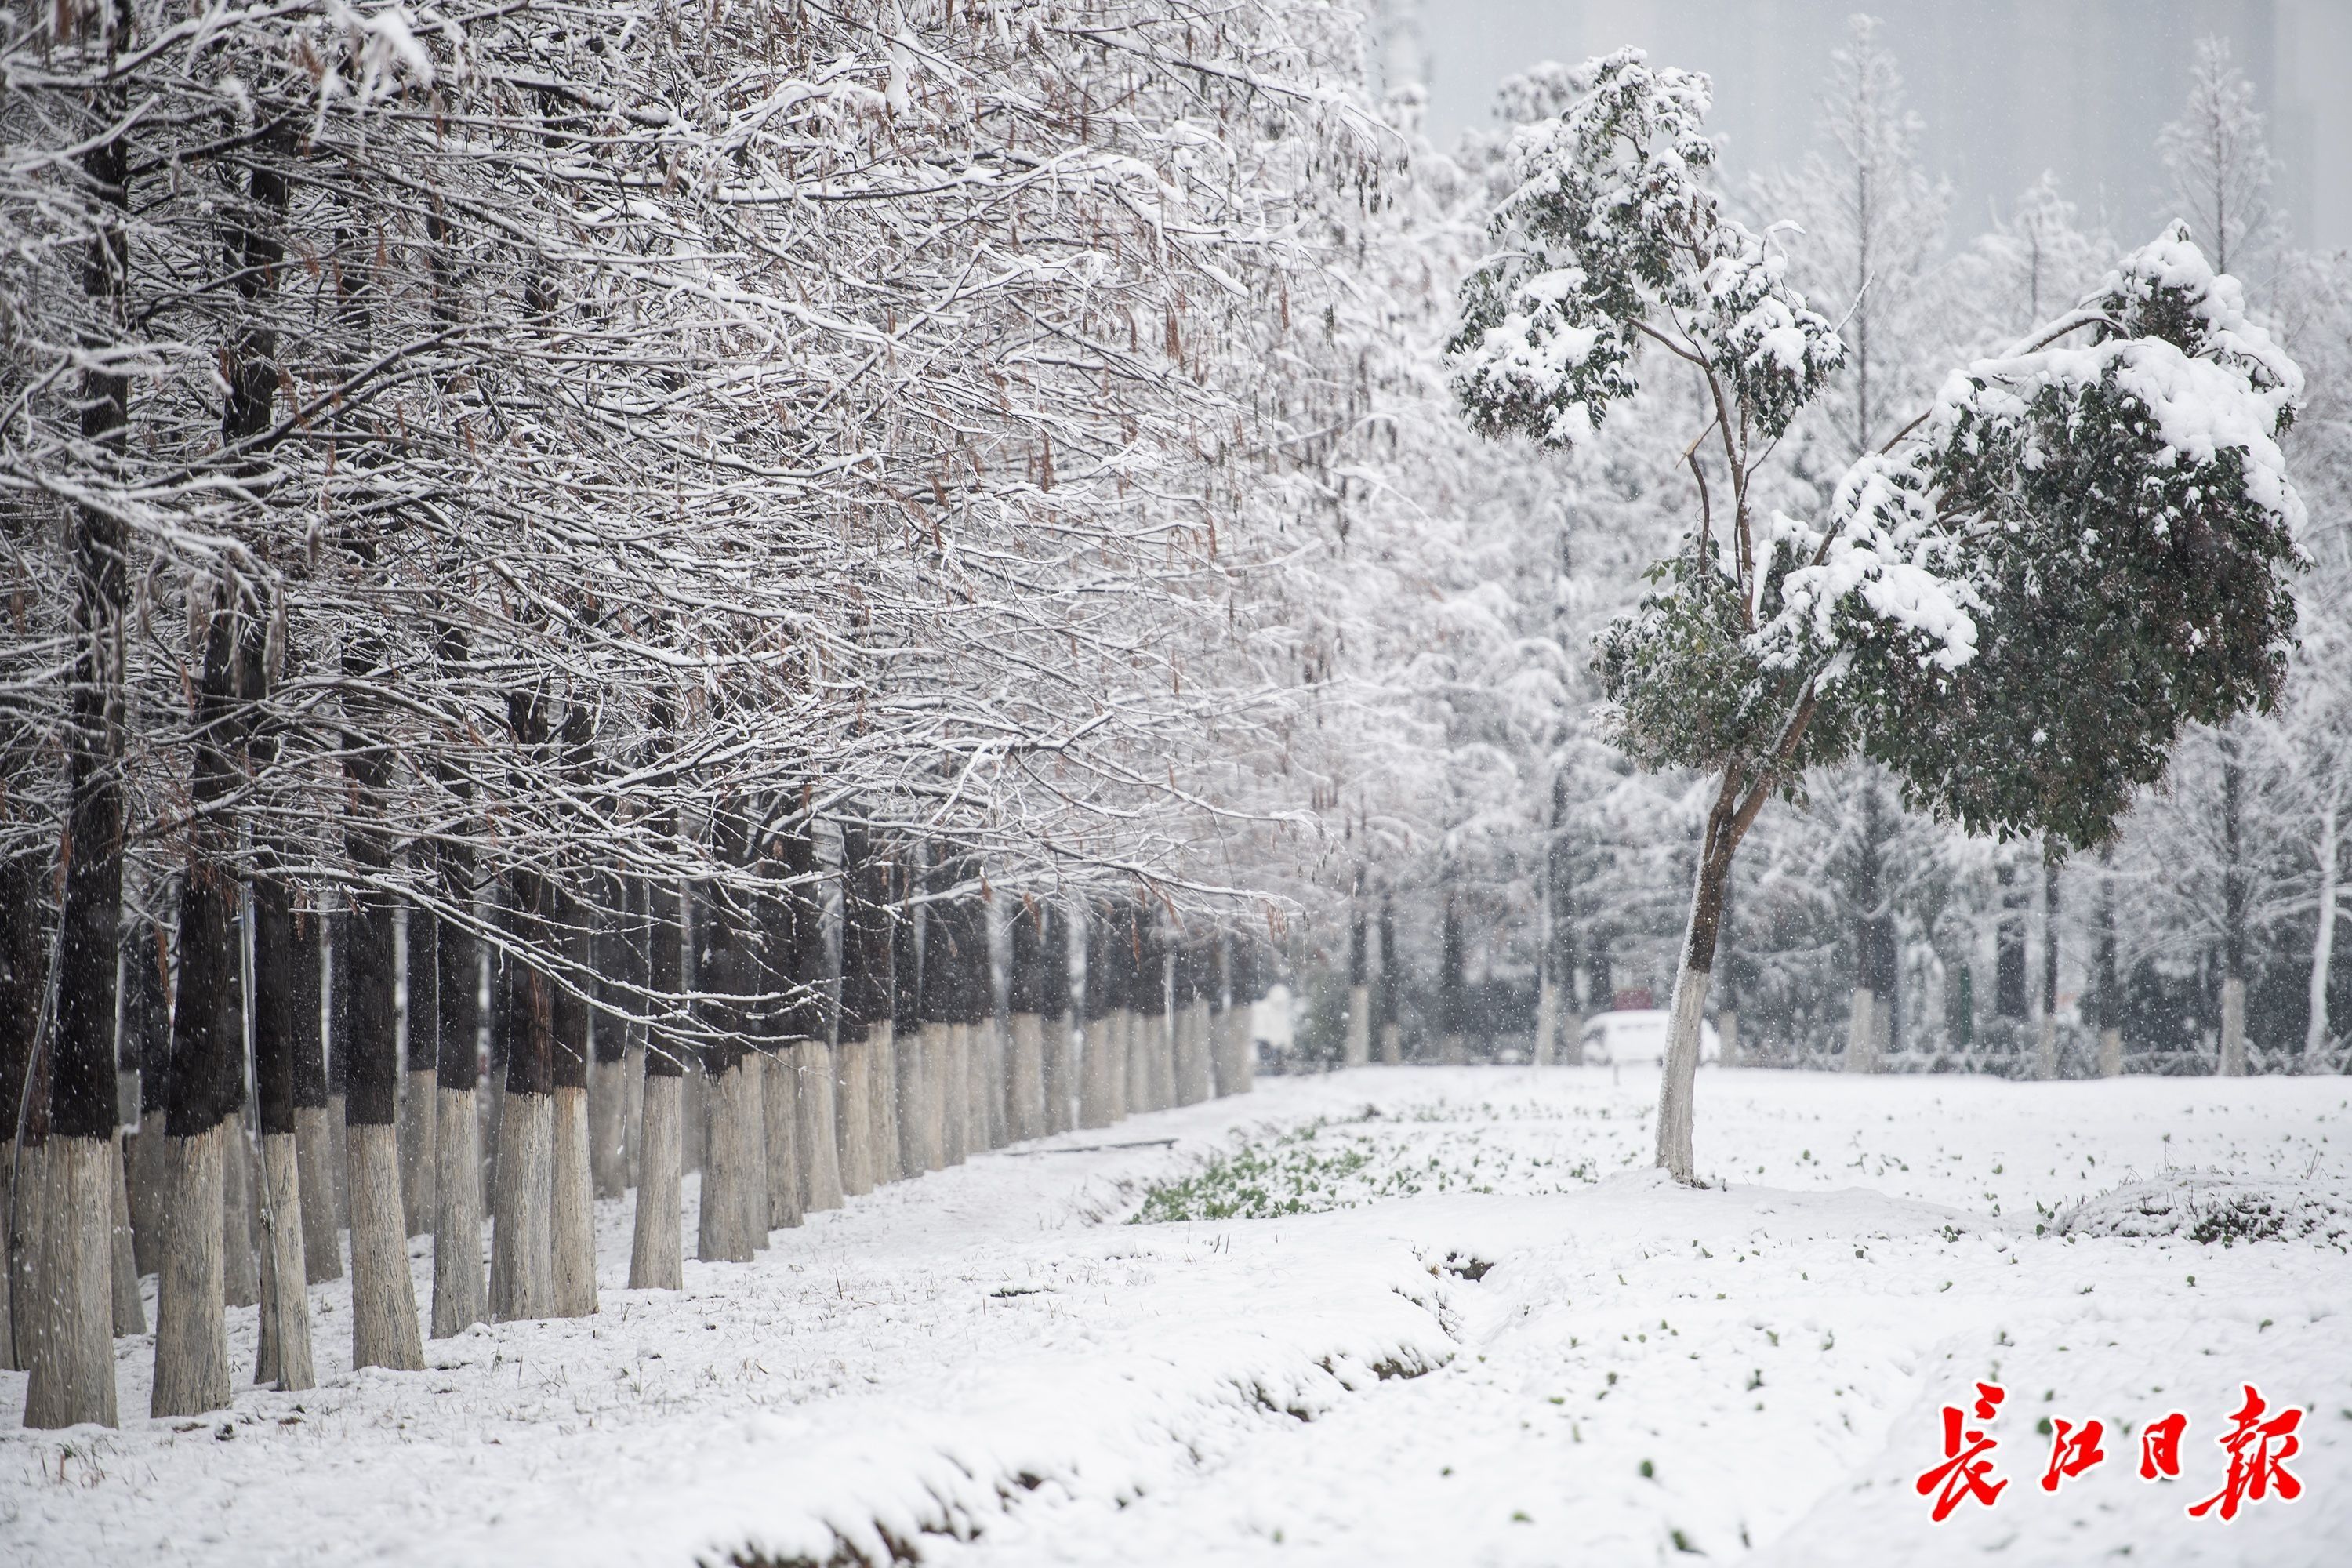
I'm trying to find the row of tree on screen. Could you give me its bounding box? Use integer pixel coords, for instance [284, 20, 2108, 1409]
[0, 0, 1367, 1432]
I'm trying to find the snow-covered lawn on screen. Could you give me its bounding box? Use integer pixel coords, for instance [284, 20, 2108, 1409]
[5, 1066, 2347, 1566]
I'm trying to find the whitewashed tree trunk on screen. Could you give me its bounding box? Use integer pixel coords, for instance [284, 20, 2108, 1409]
[1343, 985, 1370, 1067]
[833, 1037, 872, 1195]
[222, 1125, 259, 1309]
[490, 1091, 554, 1320]
[151, 1123, 229, 1417]
[256, 1131, 314, 1391]
[1655, 963, 1711, 1185]
[129, 1120, 167, 1277]
[432, 1086, 487, 1336]
[628, 1073, 684, 1290]
[1533, 976, 1559, 1067]
[1719, 1010, 1740, 1069]
[1043, 1013, 1075, 1131]
[2219, 978, 2248, 1076]
[2036, 1013, 2060, 1080]
[1439, 1032, 1466, 1066]
[1377, 1022, 1401, 1065]
[23, 1137, 118, 1429]
[108, 1134, 143, 1336]
[1178, 1002, 1214, 1104]
[346, 1123, 424, 1370]
[920, 1023, 949, 1167]
[1125, 1014, 1152, 1113]
[894, 1027, 930, 1174]
[739, 1053, 771, 1244]
[1111, 1011, 1133, 1116]
[967, 1022, 998, 1151]
[1007, 1014, 1045, 1140]
[590, 1055, 626, 1200]
[295, 1105, 340, 1283]
[797, 1043, 844, 1209]
[697, 1061, 756, 1262]
[868, 1024, 900, 1182]
[1847, 987, 1878, 1074]
[765, 1052, 804, 1229]
[1080, 1015, 1118, 1128]
[1561, 1013, 1585, 1066]
[551, 1084, 597, 1315]
[2099, 1026, 2125, 1078]
[398, 1070, 436, 1236]
[941, 1025, 970, 1165]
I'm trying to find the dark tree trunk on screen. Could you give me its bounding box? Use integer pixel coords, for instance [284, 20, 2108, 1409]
[151, 591, 249, 1420]
[1995, 860, 2029, 1024]
[1438, 887, 1466, 1064]
[1376, 892, 1400, 1063]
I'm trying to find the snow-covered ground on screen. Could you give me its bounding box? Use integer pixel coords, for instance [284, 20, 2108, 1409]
[5, 1065, 2347, 1566]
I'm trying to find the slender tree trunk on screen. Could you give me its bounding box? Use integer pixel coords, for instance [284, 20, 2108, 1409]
[629, 865, 685, 1287]
[1005, 900, 1047, 1138]
[1657, 779, 1748, 1185]
[1847, 988, 1878, 1073]
[757, 875, 805, 1228]
[1041, 906, 1074, 1129]
[2038, 848, 2063, 1080]
[1439, 889, 1467, 1066]
[342, 643, 423, 1370]
[400, 906, 437, 1238]
[2308, 805, 2340, 1062]
[891, 868, 931, 1170]
[152, 595, 251, 1419]
[106, 1134, 140, 1335]
[590, 878, 632, 1200]
[1375, 896, 1402, 1066]
[1343, 897, 1370, 1067]
[2096, 844, 2125, 1078]
[292, 903, 339, 1283]
[2220, 735, 2248, 1076]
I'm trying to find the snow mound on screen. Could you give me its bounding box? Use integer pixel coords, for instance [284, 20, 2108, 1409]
[2056, 1172, 2352, 1249]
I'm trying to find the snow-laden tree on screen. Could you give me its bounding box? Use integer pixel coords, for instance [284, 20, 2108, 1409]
[1450, 49, 2307, 1180]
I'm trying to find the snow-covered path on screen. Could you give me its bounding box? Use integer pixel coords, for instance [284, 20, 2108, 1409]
[5, 1067, 2349, 1566]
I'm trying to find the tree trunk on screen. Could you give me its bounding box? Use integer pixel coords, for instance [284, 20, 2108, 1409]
[1343, 901, 1370, 1066]
[628, 1071, 684, 1290]
[151, 1123, 228, 1417]
[2308, 805, 2339, 1062]
[2220, 734, 2247, 1076]
[696, 1054, 756, 1263]
[1846, 987, 1878, 1073]
[629, 866, 686, 1290]
[1533, 975, 1559, 1069]
[152, 593, 252, 1416]
[1080, 1014, 1119, 1129]
[589, 889, 632, 1200]
[107, 1136, 140, 1335]
[1439, 887, 1466, 1066]
[1375, 895, 1401, 1067]
[1657, 789, 1742, 1185]
[430, 771, 485, 1337]
[1005, 900, 1047, 1139]
[764, 1049, 804, 1229]
[399, 907, 437, 1239]
[24, 1138, 119, 1429]
[867, 1022, 900, 1179]
[339, 654, 422, 1366]
[967, 1020, 998, 1152]
[290, 906, 336, 1283]
[490, 1087, 554, 1319]
[834, 1033, 875, 1196]
[222, 1124, 259, 1308]
[797, 1041, 844, 1207]
[254, 1131, 313, 1391]
[938, 1025, 969, 1164]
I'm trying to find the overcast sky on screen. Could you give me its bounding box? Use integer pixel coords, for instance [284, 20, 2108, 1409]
[1390, 0, 2352, 252]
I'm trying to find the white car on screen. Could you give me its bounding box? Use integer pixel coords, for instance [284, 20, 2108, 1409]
[1577, 1009, 1724, 1066]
